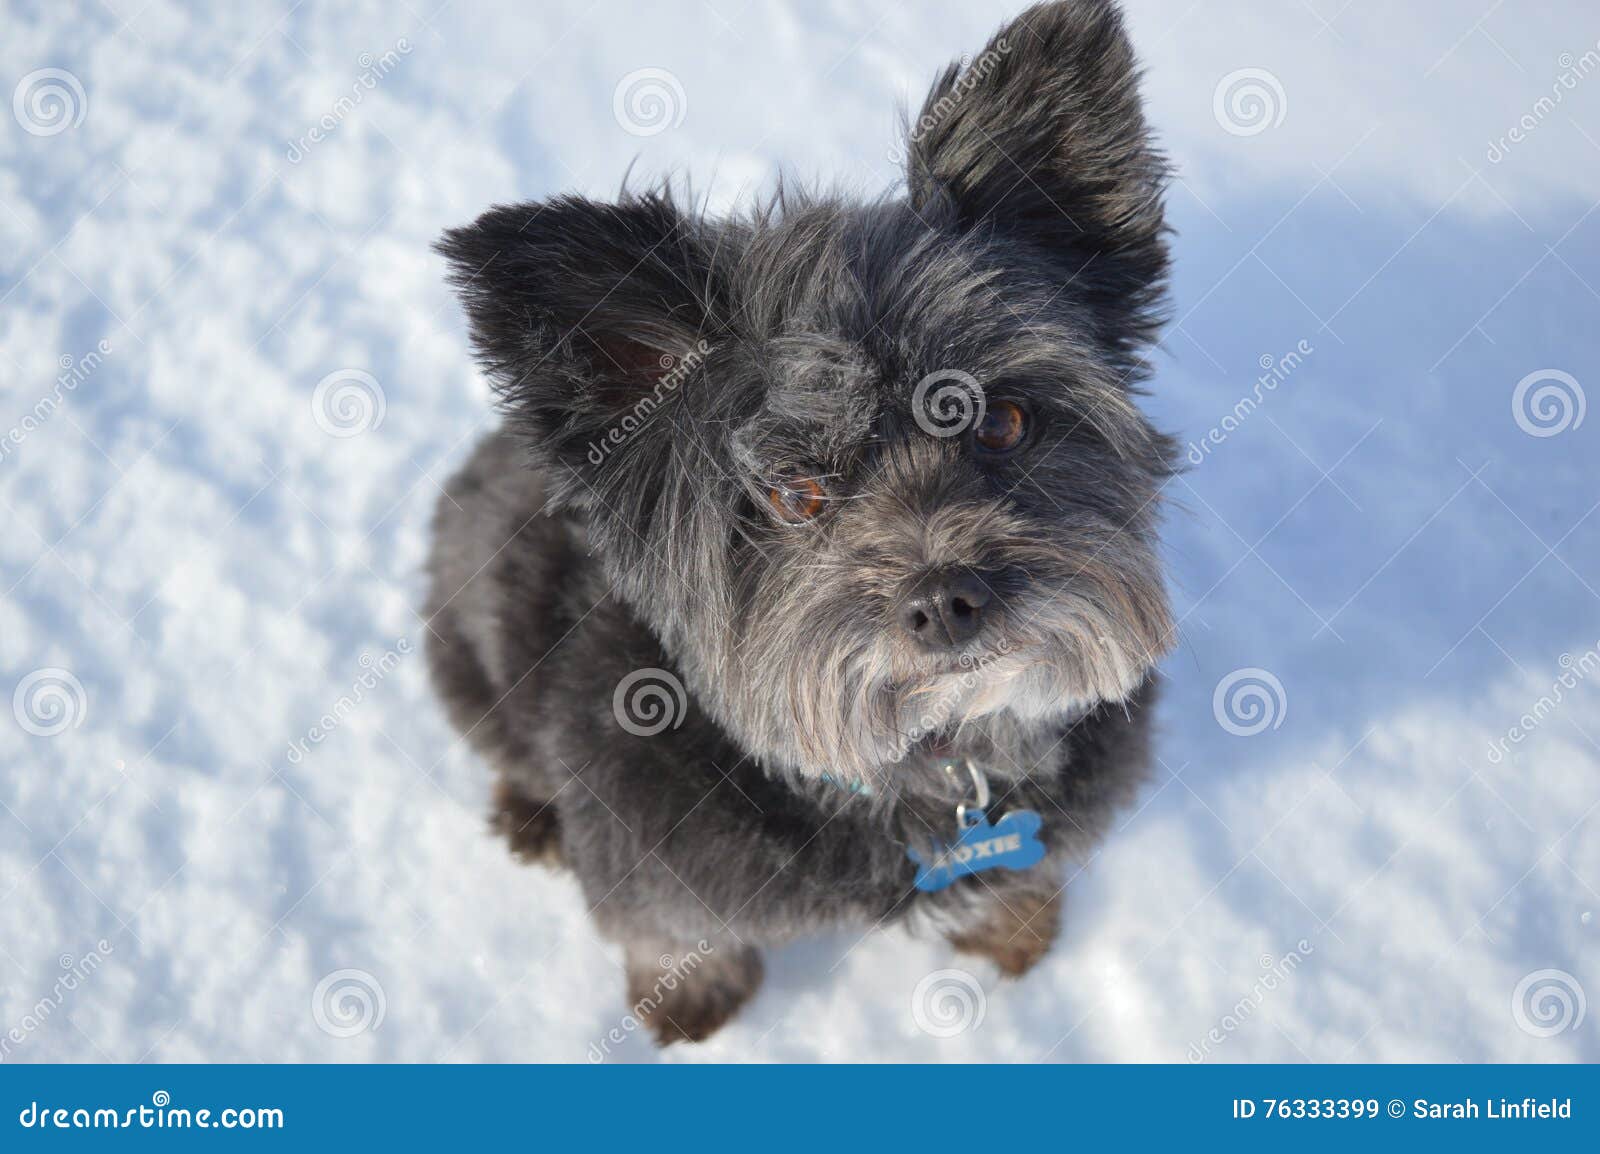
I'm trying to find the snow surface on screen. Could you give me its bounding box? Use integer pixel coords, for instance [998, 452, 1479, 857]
[1, 0, 1598, 1062]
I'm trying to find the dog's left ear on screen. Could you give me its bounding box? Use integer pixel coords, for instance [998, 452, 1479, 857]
[904, 0, 1168, 350]
[435, 192, 724, 483]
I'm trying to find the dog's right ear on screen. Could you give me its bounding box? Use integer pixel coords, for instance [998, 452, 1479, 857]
[903, 0, 1168, 359]
[436, 193, 724, 479]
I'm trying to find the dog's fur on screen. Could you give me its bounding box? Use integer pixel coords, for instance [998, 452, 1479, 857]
[426, 0, 1173, 1045]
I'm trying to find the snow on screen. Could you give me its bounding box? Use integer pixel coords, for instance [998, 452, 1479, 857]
[1, 0, 1597, 1062]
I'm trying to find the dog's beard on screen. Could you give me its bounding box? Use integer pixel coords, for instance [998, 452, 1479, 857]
[715, 565, 1171, 791]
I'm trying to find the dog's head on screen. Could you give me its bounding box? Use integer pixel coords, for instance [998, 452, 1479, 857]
[439, 0, 1174, 791]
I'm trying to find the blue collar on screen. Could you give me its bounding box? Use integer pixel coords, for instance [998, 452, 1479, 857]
[818, 773, 873, 797]
[818, 758, 984, 802]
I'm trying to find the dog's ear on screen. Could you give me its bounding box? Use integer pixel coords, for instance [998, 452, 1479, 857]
[904, 0, 1168, 350]
[436, 193, 722, 480]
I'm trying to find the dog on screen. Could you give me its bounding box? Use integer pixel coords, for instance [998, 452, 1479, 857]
[426, 0, 1173, 1046]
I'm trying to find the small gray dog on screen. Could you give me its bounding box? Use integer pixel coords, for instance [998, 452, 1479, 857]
[427, 0, 1173, 1044]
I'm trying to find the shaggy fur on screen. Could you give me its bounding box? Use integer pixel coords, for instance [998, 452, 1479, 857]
[426, 0, 1173, 1045]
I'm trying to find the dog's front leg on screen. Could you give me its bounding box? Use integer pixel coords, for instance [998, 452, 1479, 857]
[944, 883, 1062, 978]
[621, 936, 764, 1046]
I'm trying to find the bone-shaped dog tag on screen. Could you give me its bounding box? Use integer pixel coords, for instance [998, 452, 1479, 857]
[907, 808, 1046, 893]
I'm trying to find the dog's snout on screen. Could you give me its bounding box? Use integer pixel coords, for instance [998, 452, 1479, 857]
[898, 569, 991, 650]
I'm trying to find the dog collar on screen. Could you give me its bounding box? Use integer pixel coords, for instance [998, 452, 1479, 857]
[818, 772, 873, 797]
[822, 760, 1047, 891]
[818, 756, 989, 804]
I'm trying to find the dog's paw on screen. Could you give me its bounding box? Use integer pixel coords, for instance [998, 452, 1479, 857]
[491, 779, 563, 868]
[625, 941, 764, 1046]
[946, 889, 1061, 978]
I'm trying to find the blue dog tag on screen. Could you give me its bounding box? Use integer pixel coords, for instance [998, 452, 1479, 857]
[907, 808, 1046, 892]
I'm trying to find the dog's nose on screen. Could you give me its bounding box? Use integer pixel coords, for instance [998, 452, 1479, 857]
[899, 570, 991, 650]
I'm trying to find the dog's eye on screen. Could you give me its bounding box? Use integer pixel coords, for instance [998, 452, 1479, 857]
[768, 476, 826, 524]
[973, 400, 1028, 454]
